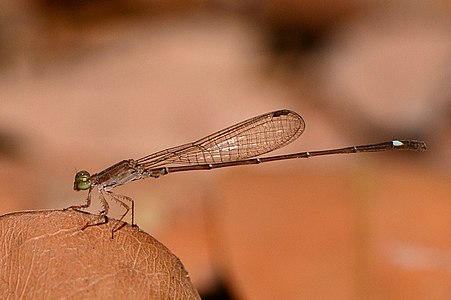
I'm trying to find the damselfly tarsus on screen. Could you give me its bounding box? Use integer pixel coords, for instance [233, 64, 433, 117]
[70, 109, 426, 231]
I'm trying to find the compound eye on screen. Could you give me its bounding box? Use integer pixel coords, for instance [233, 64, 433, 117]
[74, 170, 91, 191]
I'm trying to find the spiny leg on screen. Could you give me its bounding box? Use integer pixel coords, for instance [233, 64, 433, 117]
[66, 186, 93, 211]
[80, 190, 109, 230]
[106, 191, 134, 233]
[98, 189, 110, 216]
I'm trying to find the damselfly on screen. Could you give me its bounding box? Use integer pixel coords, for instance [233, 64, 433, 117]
[70, 109, 426, 231]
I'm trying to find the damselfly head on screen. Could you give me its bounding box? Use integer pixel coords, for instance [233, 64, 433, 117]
[74, 170, 91, 191]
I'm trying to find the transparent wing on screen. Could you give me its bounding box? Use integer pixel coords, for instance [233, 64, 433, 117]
[135, 109, 305, 168]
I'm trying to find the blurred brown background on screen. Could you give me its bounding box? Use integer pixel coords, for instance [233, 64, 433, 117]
[0, 0, 450, 299]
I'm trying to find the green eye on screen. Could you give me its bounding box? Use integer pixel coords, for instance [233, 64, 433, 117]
[74, 170, 91, 191]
